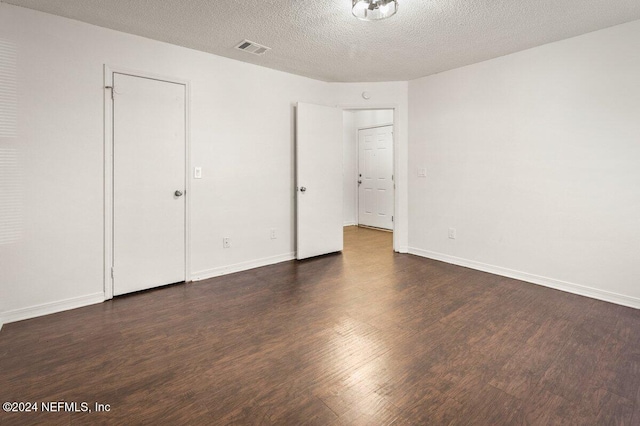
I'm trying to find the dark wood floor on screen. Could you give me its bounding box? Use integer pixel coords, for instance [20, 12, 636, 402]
[1, 227, 639, 425]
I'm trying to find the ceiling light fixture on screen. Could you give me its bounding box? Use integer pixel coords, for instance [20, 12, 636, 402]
[352, 0, 398, 21]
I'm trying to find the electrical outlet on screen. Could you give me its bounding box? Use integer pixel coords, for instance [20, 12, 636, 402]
[448, 228, 456, 239]
[223, 237, 231, 248]
[418, 168, 427, 177]
[194, 167, 202, 179]
[270, 228, 277, 240]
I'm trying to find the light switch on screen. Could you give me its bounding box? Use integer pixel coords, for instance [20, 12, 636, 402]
[418, 168, 427, 177]
[194, 167, 202, 179]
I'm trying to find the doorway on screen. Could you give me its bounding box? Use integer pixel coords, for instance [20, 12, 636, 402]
[342, 109, 395, 238]
[104, 68, 190, 298]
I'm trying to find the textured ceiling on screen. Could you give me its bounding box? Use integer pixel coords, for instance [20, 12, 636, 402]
[3, 0, 640, 82]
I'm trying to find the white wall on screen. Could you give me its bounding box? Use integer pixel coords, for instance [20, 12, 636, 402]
[354, 110, 394, 129]
[0, 4, 340, 324]
[343, 111, 357, 225]
[408, 20, 640, 308]
[343, 109, 394, 226]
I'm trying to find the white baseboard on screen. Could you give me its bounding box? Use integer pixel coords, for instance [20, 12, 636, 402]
[397, 246, 409, 254]
[0, 253, 296, 328]
[343, 222, 357, 227]
[408, 247, 640, 310]
[0, 292, 105, 326]
[191, 252, 296, 282]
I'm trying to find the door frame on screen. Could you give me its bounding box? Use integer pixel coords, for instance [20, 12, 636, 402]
[103, 65, 191, 300]
[341, 105, 399, 252]
[356, 123, 394, 231]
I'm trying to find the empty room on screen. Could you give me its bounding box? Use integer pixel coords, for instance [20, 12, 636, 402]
[1, 0, 639, 424]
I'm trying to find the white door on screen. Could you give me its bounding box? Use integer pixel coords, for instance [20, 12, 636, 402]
[296, 102, 343, 260]
[358, 125, 394, 230]
[113, 73, 186, 296]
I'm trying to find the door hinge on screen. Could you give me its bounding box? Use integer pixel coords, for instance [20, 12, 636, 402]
[110, 267, 114, 279]
[392, 216, 394, 222]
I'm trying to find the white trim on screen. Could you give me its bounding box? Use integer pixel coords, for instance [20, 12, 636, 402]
[0, 292, 105, 325]
[103, 65, 113, 300]
[103, 65, 192, 299]
[185, 81, 192, 284]
[341, 104, 400, 252]
[408, 247, 640, 309]
[191, 252, 296, 281]
[358, 122, 394, 131]
[397, 246, 409, 254]
[343, 222, 357, 227]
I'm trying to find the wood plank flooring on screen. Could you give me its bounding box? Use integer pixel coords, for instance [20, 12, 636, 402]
[1, 226, 639, 425]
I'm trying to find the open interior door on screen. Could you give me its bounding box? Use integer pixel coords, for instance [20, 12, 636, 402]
[296, 102, 343, 260]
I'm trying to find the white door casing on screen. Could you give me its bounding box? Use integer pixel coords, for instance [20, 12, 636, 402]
[296, 102, 343, 260]
[358, 125, 394, 230]
[112, 72, 186, 295]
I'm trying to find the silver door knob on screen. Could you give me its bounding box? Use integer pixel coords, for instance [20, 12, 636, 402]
[300, 187, 306, 193]
[175, 190, 183, 197]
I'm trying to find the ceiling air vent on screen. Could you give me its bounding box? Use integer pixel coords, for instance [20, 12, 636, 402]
[234, 39, 271, 56]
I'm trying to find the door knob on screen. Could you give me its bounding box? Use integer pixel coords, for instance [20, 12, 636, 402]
[358, 180, 362, 185]
[300, 187, 306, 193]
[174, 190, 183, 197]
